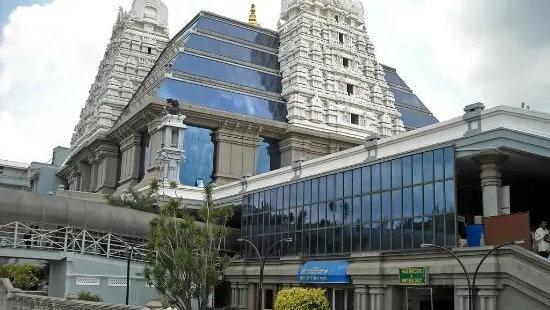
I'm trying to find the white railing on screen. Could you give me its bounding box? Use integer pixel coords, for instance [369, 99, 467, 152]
[0, 221, 147, 262]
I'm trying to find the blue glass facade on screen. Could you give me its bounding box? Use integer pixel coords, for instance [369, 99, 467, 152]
[196, 17, 279, 49]
[241, 147, 456, 259]
[185, 34, 279, 70]
[256, 138, 281, 175]
[172, 53, 281, 93]
[157, 79, 286, 122]
[180, 126, 215, 186]
[396, 107, 439, 129]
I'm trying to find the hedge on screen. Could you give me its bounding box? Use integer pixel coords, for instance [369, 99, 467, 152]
[274, 287, 329, 310]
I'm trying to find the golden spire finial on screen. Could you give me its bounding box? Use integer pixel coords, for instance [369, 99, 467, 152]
[248, 3, 260, 27]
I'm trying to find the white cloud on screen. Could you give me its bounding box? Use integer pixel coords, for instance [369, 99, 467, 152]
[1, 0, 549, 163]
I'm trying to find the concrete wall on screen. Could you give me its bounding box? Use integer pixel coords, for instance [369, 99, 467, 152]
[59, 254, 159, 306]
[1, 278, 158, 310]
[49, 259, 68, 298]
[498, 285, 549, 310]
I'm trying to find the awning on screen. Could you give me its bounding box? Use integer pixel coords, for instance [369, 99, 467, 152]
[296, 260, 350, 284]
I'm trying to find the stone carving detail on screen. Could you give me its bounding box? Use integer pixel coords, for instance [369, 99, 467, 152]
[69, 0, 169, 155]
[278, 0, 405, 138]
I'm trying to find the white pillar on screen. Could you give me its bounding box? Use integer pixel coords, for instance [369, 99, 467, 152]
[477, 288, 499, 310]
[473, 151, 508, 217]
[455, 286, 471, 310]
[354, 285, 369, 310]
[368, 286, 385, 310]
[156, 114, 186, 183]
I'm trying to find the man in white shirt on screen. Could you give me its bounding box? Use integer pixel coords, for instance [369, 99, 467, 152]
[534, 221, 549, 258]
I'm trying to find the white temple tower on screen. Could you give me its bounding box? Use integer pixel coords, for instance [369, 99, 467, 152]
[69, 0, 169, 153]
[278, 0, 405, 138]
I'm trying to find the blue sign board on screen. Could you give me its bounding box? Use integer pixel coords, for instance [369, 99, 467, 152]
[296, 260, 350, 283]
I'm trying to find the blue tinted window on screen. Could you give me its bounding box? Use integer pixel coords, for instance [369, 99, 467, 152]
[186, 34, 279, 69]
[352, 168, 361, 196]
[396, 107, 438, 129]
[311, 178, 319, 203]
[344, 170, 353, 197]
[423, 151, 434, 182]
[389, 87, 426, 109]
[391, 159, 401, 188]
[445, 180, 455, 212]
[413, 185, 423, 217]
[180, 126, 214, 186]
[383, 69, 409, 89]
[434, 182, 444, 214]
[444, 147, 455, 178]
[403, 187, 412, 217]
[424, 183, 434, 215]
[412, 154, 422, 184]
[256, 138, 280, 174]
[157, 78, 287, 122]
[319, 177, 326, 202]
[304, 180, 311, 205]
[297, 182, 304, 206]
[372, 193, 381, 222]
[326, 175, 335, 201]
[172, 53, 281, 93]
[335, 172, 344, 199]
[283, 185, 290, 208]
[381, 192, 391, 221]
[392, 189, 402, 218]
[196, 17, 279, 49]
[434, 149, 444, 181]
[277, 187, 283, 209]
[381, 162, 391, 190]
[362, 195, 371, 223]
[362, 166, 371, 194]
[290, 183, 296, 207]
[372, 164, 381, 192]
[402, 156, 412, 186]
[352, 197, 361, 224]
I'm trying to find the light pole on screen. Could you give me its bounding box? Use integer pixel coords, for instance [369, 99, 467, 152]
[471, 240, 524, 310]
[126, 244, 135, 305]
[422, 240, 524, 310]
[421, 243, 473, 310]
[237, 237, 293, 310]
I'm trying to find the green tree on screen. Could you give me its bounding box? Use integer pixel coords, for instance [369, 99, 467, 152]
[106, 180, 160, 213]
[0, 264, 41, 290]
[144, 184, 234, 310]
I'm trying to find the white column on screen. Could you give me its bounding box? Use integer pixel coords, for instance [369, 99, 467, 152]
[354, 285, 369, 310]
[368, 286, 385, 310]
[473, 151, 508, 217]
[455, 286, 471, 310]
[477, 288, 499, 310]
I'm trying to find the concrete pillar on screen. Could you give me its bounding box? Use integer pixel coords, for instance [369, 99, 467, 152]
[117, 133, 142, 191]
[476, 288, 499, 310]
[368, 286, 385, 310]
[138, 117, 163, 187]
[77, 162, 91, 192]
[473, 151, 508, 217]
[455, 286, 471, 310]
[213, 122, 262, 185]
[354, 285, 369, 310]
[156, 114, 186, 184]
[231, 282, 239, 308]
[93, 143, 119, 194]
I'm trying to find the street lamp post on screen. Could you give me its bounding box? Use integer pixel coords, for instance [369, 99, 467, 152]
[237, 237, 293, 310]
[471, 240, 524, 310]
[126, 244, 135, 305]
[422, 240, 524, 310]
[421, 243, 473, 310]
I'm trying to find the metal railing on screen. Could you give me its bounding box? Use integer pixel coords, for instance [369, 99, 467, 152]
[0, 221, 147, 262]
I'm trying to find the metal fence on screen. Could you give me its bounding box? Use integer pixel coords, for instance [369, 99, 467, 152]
[0, 221, 148, 261]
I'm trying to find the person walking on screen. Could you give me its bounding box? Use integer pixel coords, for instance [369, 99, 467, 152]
[533, 221, 549, 258]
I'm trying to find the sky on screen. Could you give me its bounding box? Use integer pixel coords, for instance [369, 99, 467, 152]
[0, 0, 549, 164]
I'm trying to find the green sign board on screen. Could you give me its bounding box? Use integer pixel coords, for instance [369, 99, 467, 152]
[399, 267, 428, 285]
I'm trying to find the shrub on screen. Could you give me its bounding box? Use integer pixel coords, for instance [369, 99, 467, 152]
[77, 291, 103, 302]
[0, 264, 41, 290]
[274, 287, 329, 310]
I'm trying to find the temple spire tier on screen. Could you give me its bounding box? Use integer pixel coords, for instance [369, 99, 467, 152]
[278, 0, 405, 139]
